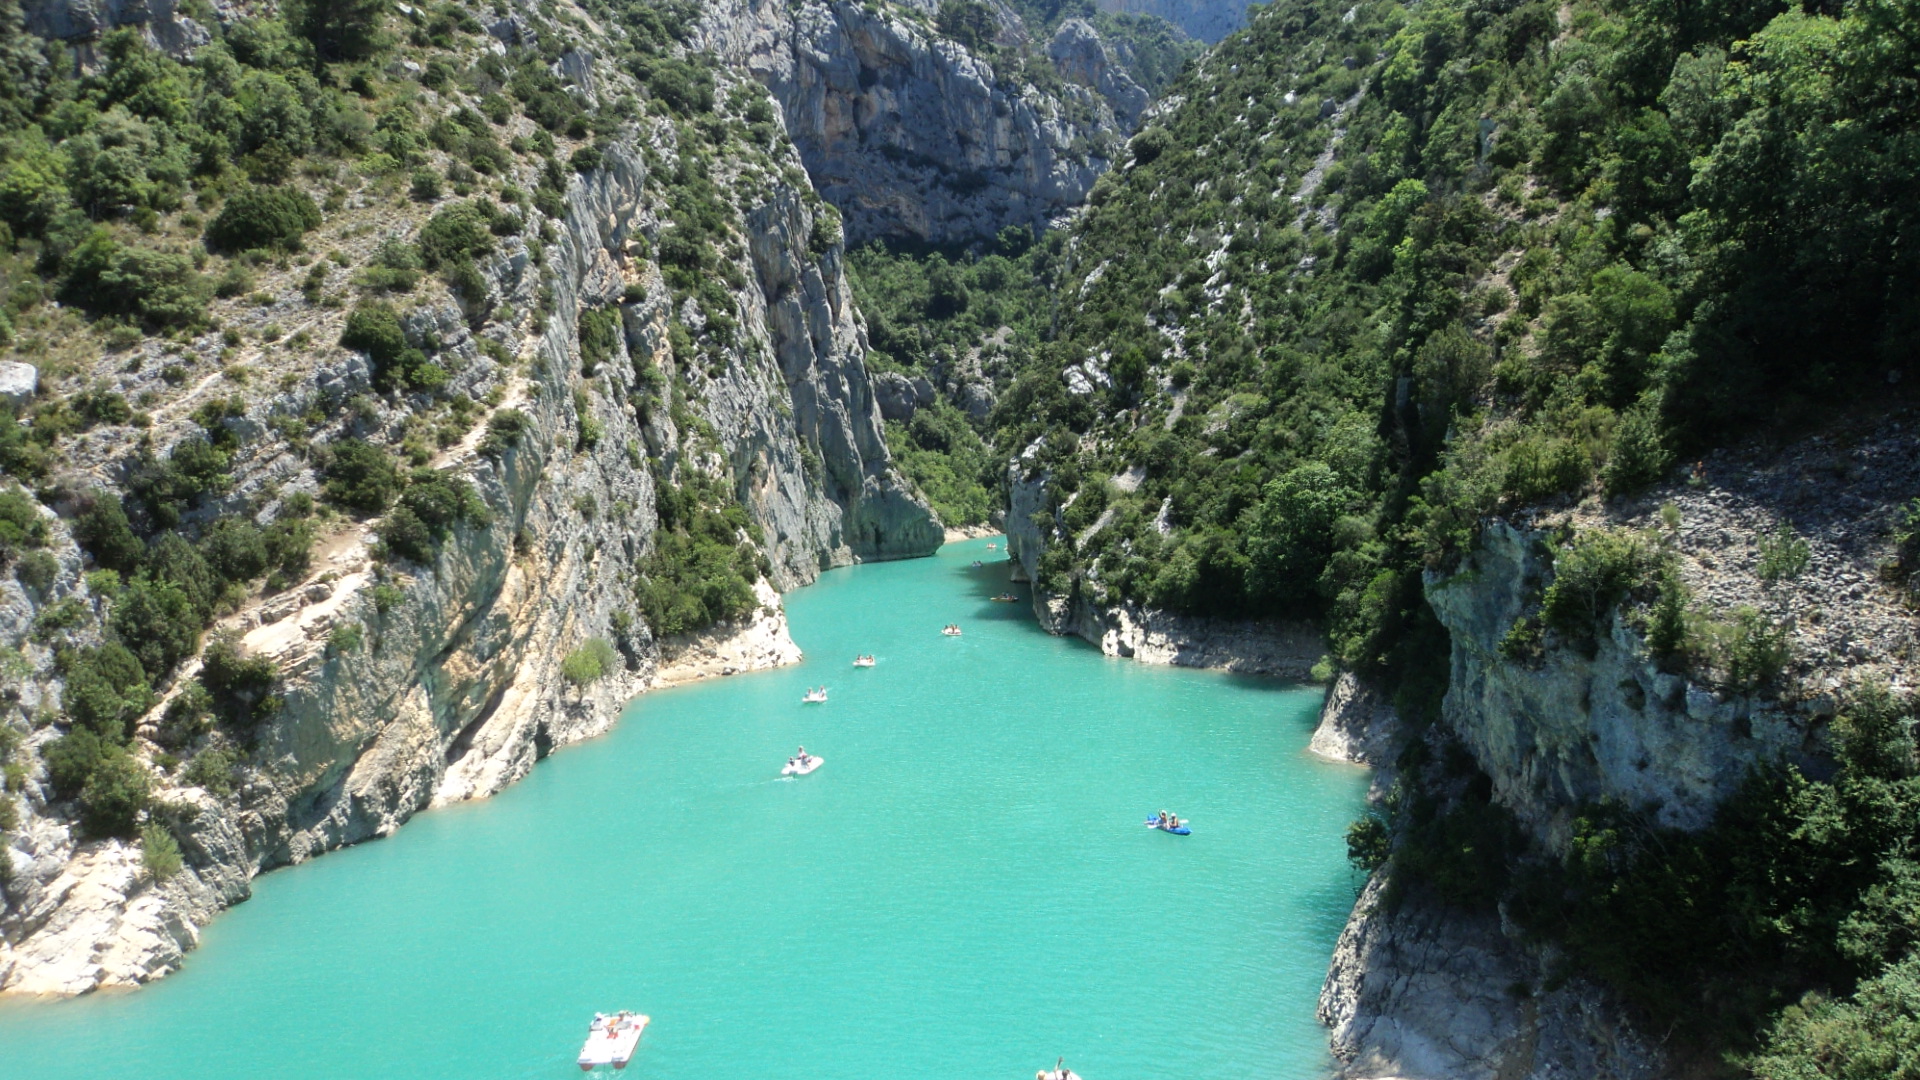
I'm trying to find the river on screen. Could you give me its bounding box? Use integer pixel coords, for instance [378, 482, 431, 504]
[0, 537, 1366, 1078]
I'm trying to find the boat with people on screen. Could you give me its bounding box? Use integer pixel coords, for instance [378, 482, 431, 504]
[1146, 811, 1191, 835]
[990, 593, 1018, 602]
[941, 624, 963, 636]
[986, 543, 997, 550]
[783, 747, 823, 776]
[577, 1011, 649, 1071]
[972, 559, 984, 567]
[1035, 1057, 1081, 1080]
[853, 655, 875, 667]
[802, 686, 828, 703]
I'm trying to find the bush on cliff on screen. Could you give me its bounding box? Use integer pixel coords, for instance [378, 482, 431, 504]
[204, 185, 322, 253]
[561, 638, 618, 686]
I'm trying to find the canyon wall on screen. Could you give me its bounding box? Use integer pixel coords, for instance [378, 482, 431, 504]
[693, 0, 1134, 244]
[0, 42, 937, 993]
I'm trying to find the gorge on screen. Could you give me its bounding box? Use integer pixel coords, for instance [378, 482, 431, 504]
[3, 0, 1918, 1076]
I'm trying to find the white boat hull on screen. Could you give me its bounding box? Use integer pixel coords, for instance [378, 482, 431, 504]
[782, 756, 824, 776]
[578, 1013, 649, 1070]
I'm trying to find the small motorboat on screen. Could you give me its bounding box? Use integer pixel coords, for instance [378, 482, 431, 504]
[990, 593, 1018, 602]
[802, 687, 828, 703]
[853, 656, 875, 667]
[578, 1011, 649, 1071]
[986, 543, 998, 550]
[941, 625, 963, 636]
[1145, 816, 1191, 835]
[783, 755, 824, 776]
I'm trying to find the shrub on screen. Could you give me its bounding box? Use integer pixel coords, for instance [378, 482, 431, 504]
[140, 821, 182, 880]
[198, 634, 281, 734]
[289, 0, 389, 60]
[13, 550, 57, 594]
[578, 307, 621, 375]
[560, 638, 618, 685]
[201, 518, 270, 584]
[320, 437, 402, 514]
[339, 302, 439, 392]
[59, 231, 209, 328]
[327, 622, 363, 655]
[1757, 523, 1811, 583]
[156, 679, 213, 750]
[183, 746, 239, 796]
[378, 471, 489, 564]
[415, 201, 497, 268]
[0, 488, 49, 552]
[1539, 530, 1660, 650]
[204, 186, 322, 253]
[110, 577, 200, 678]
[78, 744, 150, 838]
[478, 408, 531, 459]
[61, 643, 152, 741]
[44, 726, 108, 798]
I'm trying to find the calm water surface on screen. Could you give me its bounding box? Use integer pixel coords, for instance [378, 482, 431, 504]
[0, 538, 1366, 1079]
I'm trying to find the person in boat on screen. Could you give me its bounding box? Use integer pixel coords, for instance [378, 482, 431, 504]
[796, 745, 808, 764]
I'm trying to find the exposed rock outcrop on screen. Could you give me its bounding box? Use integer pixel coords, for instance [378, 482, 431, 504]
[19, 0, 209, 57]
[1309, 673, 1396, 768]
[1320, 872, 1666, 1080]
[694, 0, 1130, 244]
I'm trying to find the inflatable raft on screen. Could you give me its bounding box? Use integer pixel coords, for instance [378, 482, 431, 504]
[1145, 817, 1191, 835]
[783, 756, 824, 776]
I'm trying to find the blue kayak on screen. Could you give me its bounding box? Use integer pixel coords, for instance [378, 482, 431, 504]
[1145, 817, 1191, 835]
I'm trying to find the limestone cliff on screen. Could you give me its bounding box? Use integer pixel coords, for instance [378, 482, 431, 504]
[1094, 0, 1245, 44]
[0, 32, 935, 994]
[1005, 450, 1321, 676]
[1315, 419, 1920, 1078]
[693, 0, 1133, 244]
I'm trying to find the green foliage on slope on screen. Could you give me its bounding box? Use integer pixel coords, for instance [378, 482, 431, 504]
[995, 0, 1920, 691]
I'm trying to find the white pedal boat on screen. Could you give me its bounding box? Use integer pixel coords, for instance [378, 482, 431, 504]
[578, 1012, 649, 1071]
[941, 626, 962, 636]
[853, 656, 875, 667]
[802, 689, 828, 702]
[783, 755, 824, 776]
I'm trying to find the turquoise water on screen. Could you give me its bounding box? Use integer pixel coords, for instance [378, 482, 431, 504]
[0, 538, 1366, 1079]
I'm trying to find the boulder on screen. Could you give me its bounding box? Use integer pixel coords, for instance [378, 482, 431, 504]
[874, 371, 921, 421]
[0, 362, 38, 407]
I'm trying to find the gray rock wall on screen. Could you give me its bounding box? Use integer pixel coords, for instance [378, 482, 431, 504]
[694, 0, 1127, 244]
[1426, 520, 1819, 852]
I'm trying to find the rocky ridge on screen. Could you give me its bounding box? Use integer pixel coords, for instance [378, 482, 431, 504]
[0, 30, 937, 994]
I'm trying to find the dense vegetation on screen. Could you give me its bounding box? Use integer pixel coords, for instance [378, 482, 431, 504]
[633, 469, 767, 638]
[864, 0, 1920, 1069]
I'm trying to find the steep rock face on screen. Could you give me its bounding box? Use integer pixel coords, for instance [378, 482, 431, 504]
[1094, 0, 1245, 43]
[1319, 420, 1920, 1072]
[1426, 520, 1820, 851]
[1048, 18, 1149, 126]
[1320, 872, 1665, 1080]
[0, 120, 935, 994]
[19, 0, 209, 57]
[1309, 673, 1396, 767]
[1005, 454, 1321, 675]
[694, 0, 1125, 244]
